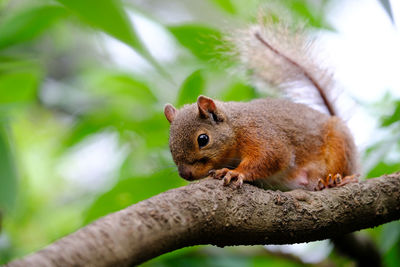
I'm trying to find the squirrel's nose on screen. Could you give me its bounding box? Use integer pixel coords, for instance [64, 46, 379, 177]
[178, 165, 194, 181]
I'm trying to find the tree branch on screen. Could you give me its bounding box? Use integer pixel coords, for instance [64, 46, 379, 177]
[6, 172, 400, 267]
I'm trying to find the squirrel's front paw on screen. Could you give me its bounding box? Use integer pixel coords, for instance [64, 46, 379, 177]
[209, 168, 244, 188]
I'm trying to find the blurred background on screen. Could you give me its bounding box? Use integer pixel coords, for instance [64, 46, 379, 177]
[0, 0, 399, 266]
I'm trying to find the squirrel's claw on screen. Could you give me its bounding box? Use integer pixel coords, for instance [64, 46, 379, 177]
[223, 171, 244, 188]
[233, 175, 244, 188]
[336, 173, 360, 186]
[209, 168, 245, 188]
[315, 173, 360, 191]
[210, 168, 229, 180]
[316, 178, 326, 191]
[223, 173, 232, 185]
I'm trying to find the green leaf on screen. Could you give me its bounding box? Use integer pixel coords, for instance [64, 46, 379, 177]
[95, 73, 157, 103]
[0, 5, 67, 49]
[380, 221, 400, 253]
[367, 161, 400, 178]
[168, 24, 225, 61]
[55, 0, 164, 76]
[280, 0, 332, 29]
[60, 72, 160, 148]
[62, 109, 165, 150]
[381, 101, 400, 127]
[0, 125, 18, 213]
[0, 56, 39, 73]
[384, 241, 400, 267]
[61, 118, 105, 149]
[0, 70, 40, 104]
[253, 256, 304, 267]
[91, 73, 158, 121]
[177, 70, 205, 106]
[84, 170, 184, 224]
[128, 114, 170, 148]
[210, 0, 236, 14]
[220, 82, 257, 102]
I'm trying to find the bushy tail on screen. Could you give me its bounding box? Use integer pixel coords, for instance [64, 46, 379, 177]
[233, 15, 337, 116]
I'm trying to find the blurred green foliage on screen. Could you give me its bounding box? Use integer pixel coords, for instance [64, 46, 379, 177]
[0, 125, 17, 213]
[0, 0, 398, 266]
[0, 5, 67, 49]
[176, 70, 205, 106]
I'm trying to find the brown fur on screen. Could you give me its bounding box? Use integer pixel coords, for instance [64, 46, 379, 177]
[165, 17, 359, 190]
[166, 97, 358, 191]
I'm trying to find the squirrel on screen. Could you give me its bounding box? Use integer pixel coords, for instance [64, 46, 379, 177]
[163, 17, 360, 191]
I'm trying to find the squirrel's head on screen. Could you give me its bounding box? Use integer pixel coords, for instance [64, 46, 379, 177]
[164, 96, 238, 181]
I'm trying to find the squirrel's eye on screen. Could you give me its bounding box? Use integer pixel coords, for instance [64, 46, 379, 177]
[197, 134, 209, 148]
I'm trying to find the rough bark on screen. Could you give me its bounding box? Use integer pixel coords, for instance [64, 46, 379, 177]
[6, 172, 400, 267]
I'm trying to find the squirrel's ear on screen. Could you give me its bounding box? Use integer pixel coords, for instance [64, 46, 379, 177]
[197, 95, 223, 122]
[197, 95, 216, 116]
[164, 104, 177, 123]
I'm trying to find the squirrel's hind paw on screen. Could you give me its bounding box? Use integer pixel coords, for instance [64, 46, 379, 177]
[315, 173, 360, 191]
